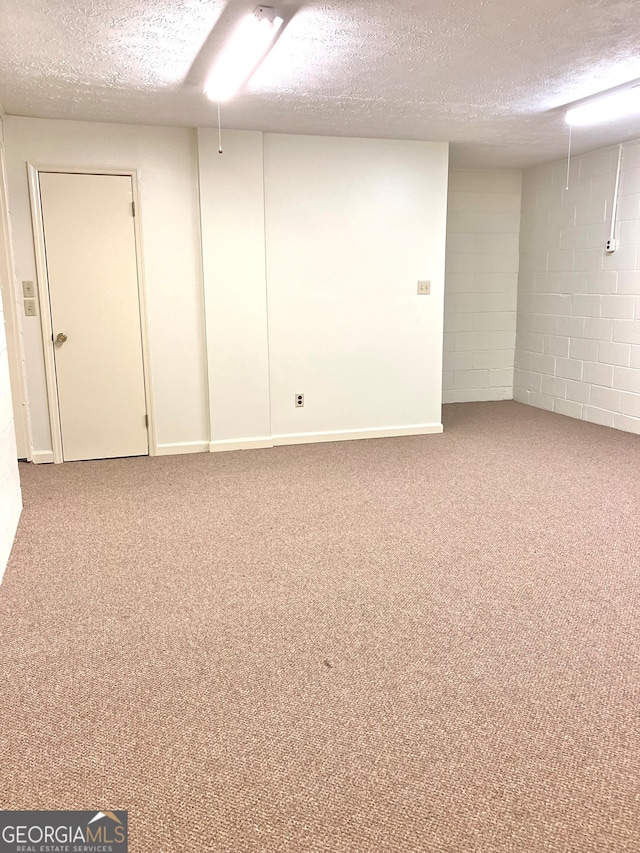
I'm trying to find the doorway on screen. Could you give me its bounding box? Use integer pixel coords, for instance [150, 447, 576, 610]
[32, 170, 152, 462]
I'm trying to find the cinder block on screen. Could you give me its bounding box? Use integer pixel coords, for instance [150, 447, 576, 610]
[560, 226, 590, 250]
[473, 350, 514, 369]
[598, 341, 631, 366]
[586, 271, 617, 294]
[473, 312, 517, 332]
[587, 223, 609, 249]
[579, 148, 618, 180]
[455, 370, 489, 389]
[541, 375, 568, 397]
[518, 370, 542, 392]
[572, 249, 604, 273]
[601, 297, 634, 322]
[519, 249, 549, 274]
[620, 392, 640, 417]
[616, 193, 640, 221]
[617, 271, 640, 294]
[620, 144, 640, 170]
[556, 316, 586, 337]
[528, 313, 558, 335]
[456, 292, 518, 313]
[548, 250, 574, 272]
[443, 388, 509, 403]
[583, 405, 615, 427]
[455, 212, 522, 234]
[543, 335, 570, 357]
[555, 357, 583, 380]
[569, 338, 599, 361]
[613, 413, 640, 434]
[602, 246, 637, 271]
[444, 313, 474, 333]
[613, 320, 640, 344]
[444, 351, 474, 371]
[446, 233, 477, 254]
[529, 352, 556, 375]
[590, 385, 622, 411]
[618, 220, 640, 247]
[475, 233, 520, 254]
[488, 368, 514, 387]
[566, 380, 591, 403]
[621, 166, 640, 195]
[613, 366, 640, 393]
[575, 199, 607, 226]
[553, 398, 583, 419]
[571, 294, 601, 317]
[527, 391, 555, 411]
[583, 361, 613, 387]
[583, 317, 613, 341]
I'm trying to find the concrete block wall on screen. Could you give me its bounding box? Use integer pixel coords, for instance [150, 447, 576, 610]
[514, 141, 640, 434]
[443, 170, 522, 403]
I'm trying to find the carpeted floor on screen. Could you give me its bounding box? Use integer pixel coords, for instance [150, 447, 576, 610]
[1, 401, 639, 852]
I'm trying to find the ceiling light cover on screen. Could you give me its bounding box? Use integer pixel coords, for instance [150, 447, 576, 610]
[204, 6, 284, 103]
[565, 86, 640, 127]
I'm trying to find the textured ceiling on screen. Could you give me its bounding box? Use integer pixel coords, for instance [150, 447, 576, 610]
[2, 0, 640, 168]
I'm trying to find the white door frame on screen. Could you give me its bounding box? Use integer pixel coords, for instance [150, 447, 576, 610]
[0, 115, 33, 461]
[27, 164, 157, 463]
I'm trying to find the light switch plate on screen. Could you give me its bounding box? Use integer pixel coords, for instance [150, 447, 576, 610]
[417, 280, 431, 295]
[22, 280, 35, 298]
[24, 299, 37, 317]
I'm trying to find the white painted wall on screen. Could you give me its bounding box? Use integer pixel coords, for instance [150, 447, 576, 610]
[198, 131, 449, 448]
[5, 119, 449, 458]
[443, 170, 521, 402]
[514, 141, 640, 434]
[197, 129, 271, 449]
[4, 117, 208, 457]
[264, 134, 448, 439]
[0, 107, 21, 580]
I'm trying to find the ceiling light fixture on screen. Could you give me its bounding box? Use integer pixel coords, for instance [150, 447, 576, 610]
[204, 5, 284, 103]
[565, 86, 640, 126]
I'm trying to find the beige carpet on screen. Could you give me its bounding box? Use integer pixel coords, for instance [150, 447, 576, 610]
[1, 401, 639, 852]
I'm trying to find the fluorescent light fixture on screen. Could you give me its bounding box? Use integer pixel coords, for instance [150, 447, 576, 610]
[204, 6, 284, 102]
[565, 86, 640, 127]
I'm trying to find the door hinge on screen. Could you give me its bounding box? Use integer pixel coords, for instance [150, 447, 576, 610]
[131, 200, 136, 217]
[144, 413, 149, 428]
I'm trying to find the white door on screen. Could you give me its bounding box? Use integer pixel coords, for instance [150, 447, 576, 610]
[39, 172, 148, 462]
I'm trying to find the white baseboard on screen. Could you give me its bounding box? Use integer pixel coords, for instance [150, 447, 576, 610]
[155, 441, 209, 457]
[210, 437, 274, 453]
[33, 426, 444, 463]
[273, 423, 443, 446]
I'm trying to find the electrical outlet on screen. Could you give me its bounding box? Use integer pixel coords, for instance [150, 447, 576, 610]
[417, 280, 431, 295]
[605, 238, 616, 254]
[23, 299, 37, 317]
[22, 280, 35, 298]
[295, 393, 304, 407]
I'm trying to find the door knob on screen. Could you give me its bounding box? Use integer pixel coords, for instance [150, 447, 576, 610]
[56, 332, 67, 344]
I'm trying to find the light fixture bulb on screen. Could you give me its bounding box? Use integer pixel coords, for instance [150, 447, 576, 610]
[565, 86, 640, 127]
[204, 7, 284, 103]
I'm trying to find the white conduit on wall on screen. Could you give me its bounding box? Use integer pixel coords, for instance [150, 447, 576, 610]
[606, 144, 624, 253]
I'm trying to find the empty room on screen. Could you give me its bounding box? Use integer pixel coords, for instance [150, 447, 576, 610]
[0, 1, 639, 851]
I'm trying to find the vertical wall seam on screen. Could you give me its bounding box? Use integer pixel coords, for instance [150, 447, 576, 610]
[261, 132, 273, 440]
